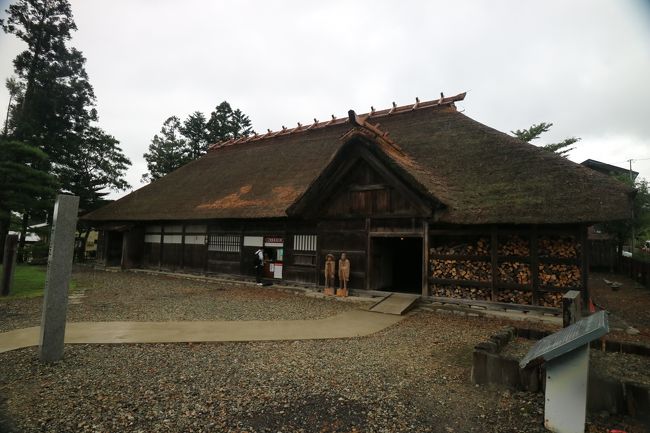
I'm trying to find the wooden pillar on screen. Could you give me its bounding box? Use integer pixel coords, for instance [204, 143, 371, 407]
[180, 224, 186, 270]
[159, 225, 164, 270]
[530, 225, 540, 306]
[580, 225, 590, 307]
[365, 217, 371, 291]
[422, 220, 429, 296]
[120, 231, 128, 269]
[203, 226, 210, 275]
[490, 226, 498, 301]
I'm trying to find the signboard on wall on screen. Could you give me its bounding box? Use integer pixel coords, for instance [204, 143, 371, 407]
[243, 236, 263, 247]
[264, 237, 284, 248]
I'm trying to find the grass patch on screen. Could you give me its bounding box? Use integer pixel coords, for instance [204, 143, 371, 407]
[0, 264, 76, 299]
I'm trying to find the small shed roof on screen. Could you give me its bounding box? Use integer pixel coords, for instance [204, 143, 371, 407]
[83, 94, 633, 224]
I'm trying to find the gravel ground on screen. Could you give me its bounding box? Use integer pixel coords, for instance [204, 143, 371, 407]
[0, 269, 647, 432]
[0, 268, 366, 332]
[1, 312, 645, 433]
[590, 271, 650, 344]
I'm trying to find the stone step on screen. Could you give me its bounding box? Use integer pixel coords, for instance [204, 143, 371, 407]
[369, 293, 420, 315]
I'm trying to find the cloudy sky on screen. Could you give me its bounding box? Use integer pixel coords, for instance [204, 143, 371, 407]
[1, 0, 649, 198]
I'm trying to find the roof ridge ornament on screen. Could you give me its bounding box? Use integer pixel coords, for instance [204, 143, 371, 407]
[206, 92, 467, 151]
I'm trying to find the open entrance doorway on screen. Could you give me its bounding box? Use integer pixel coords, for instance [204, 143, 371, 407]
[371, 236, 422, 293]
[105, 231, 123, 267]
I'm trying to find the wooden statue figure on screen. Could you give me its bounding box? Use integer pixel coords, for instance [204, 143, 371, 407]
[324, 253, 336, 288]
[338, 252, 350, 295]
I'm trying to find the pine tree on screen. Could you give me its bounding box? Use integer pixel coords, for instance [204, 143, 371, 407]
[511, 122, 580, 157]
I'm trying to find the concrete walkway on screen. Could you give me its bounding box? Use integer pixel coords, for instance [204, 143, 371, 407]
[0, 310, 403, 354]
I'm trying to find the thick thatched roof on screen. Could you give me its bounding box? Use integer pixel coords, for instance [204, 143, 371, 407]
[83, 94, 633, 224]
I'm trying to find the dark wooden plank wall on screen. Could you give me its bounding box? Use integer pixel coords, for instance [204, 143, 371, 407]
[323, 159, 421, 218]
[318, 219, 367, 290]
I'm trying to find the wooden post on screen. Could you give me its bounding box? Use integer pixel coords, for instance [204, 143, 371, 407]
[365, 218, 371, 290]
[422, 220, 429, 296]
[159, 225, 164, 270]
[490, 226, 498, 301]
[580, 225, 589, 308]
[531, 226, 540, 306]
[180, 224, 186, 270]
[1, 234, 18, 296]
[562, 290, 582, 327]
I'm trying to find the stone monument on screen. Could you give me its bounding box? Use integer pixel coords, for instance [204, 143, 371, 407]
[39, 194, 79, 363]
[337, 252, 350, 297]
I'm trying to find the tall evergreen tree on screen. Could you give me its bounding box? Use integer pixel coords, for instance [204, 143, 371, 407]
[142, 102, 254, 181]
[1, 0, 131, 258]
[142, 116, 188, 182]
[179, 111, 209, 160]
[206, 101, 253, 143]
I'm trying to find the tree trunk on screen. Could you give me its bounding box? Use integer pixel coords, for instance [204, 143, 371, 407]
[17, 213, 29, 263]
[3, 94, 13, 137]
[0, 212, 10, 262]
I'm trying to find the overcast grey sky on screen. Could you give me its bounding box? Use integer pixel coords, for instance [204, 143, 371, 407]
[1, 0, 649, 198]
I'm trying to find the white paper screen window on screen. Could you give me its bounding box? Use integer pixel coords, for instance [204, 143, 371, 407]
[294, 235, 317, 252]
[184, 234, 206, 245]
[144, 234, 161, 243]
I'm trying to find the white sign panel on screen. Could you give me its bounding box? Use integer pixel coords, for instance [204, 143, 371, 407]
[243, 236, 263, 247]
[273, 264, 283, 279]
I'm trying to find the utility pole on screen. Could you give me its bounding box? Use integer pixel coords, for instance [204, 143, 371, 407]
[627, 158, 635, 254]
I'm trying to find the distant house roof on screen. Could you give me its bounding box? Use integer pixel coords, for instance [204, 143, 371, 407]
[82, 93, 634, 225]
[581, 159, 638, 180]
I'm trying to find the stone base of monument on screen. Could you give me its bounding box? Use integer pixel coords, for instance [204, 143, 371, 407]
[336, 288, 348, 297]
[324, 287, 335, 296]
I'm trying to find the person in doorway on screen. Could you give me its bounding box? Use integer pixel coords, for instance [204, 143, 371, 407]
[338, 252, 350, 291]
[254, 247, 264, 285]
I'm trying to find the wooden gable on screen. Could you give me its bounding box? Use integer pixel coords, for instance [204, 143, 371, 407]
[288, 136, 439, 219]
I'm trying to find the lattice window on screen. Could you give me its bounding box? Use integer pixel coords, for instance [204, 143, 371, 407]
[294, 234, 317, 252]
[208, 234, 240, 252]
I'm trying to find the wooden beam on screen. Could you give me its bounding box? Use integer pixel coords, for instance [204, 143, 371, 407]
[369, 231, 423, 238]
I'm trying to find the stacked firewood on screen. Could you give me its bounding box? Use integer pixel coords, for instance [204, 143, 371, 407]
[539, 236, 580, 258]
[430, 237, 490, 256]
[430, 259, 491, 282]
[539, 263, 581, 288]
[498, 235, 530, 256]
[431, 284, 491, 301]
[498, 262, 531, 284]
[540, 292, 563, 308]
[495, 289, 532, 305]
